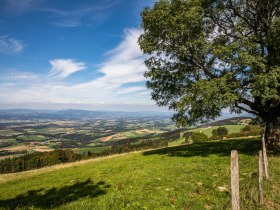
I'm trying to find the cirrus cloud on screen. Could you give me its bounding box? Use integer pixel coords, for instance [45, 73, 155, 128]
[0, 36, 24, 54]
[48, 59, 87, 79]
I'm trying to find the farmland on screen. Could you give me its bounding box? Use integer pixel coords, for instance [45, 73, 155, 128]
[0, 110, 176, 159]
[0, 110, 252, 161]
[0, 110, 274, 209]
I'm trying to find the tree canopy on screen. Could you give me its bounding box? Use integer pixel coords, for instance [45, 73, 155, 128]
[217, 127, 229, 136]
[139, 0, 280, 146]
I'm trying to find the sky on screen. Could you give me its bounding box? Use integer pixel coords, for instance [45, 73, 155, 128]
[0, 0, 165, 111]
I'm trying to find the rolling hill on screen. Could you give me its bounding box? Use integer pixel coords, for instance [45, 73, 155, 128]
[0, 138, 279, 209]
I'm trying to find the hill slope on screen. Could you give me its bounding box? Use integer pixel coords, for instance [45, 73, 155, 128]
[0, 138, 279, 209]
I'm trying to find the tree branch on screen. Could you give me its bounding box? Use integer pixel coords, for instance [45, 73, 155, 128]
[234, 101, 259, 115]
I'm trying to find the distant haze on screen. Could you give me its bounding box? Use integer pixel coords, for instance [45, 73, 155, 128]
[0, 102, 252, 121]
[0, 102, 170, 113]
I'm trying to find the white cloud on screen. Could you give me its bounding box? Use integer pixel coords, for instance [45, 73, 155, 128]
[93, 28, 146, 85]
[43, 1, 120, 28]
[2, 0, 118, 28]
[48, 59, 87, 79]
[0, 28, 151, 107]
[51, 20, 81, 28]
[117, 86, 147, 95]
[0, 83, 16, 87]
[0, 70, 39, 80]
[0, 36, 24, 54]
[3, 0, 44, 14]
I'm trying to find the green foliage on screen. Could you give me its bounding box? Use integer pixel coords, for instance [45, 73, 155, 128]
[249, 117, 264, 125]
[0, 150, 84, 174]
[212, 129, 218, 136]
[183, 131, 192, 139]
[0, 139, 18, 148]
[216, 127, 229, 136]
[186, 132, 208, 142]
[0, 139, 168, 174]
[209, 125, 263, 140]
[242, 125, 252, 132]
[139, 0, 280, 130]
[241, 125, 262, 133]
[16, 135, 49, 141]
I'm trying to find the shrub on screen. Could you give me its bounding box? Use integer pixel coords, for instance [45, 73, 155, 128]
[241, 125, 262, 132]
[217, 127, 228, 136]
[242, 125, 252, 132]
[186, 132, 208, 142]
[183, 132, 192, 138]
[209, 127, 263, 140]
[212, 129, 218, 136]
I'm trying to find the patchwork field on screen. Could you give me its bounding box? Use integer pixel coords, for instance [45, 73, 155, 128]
[0, 129, 21, 136]
[0, 138, 279, 209]
[0, 117, 174, 159]
[99, 129, 163, 142]
[16, 135, 50, 141]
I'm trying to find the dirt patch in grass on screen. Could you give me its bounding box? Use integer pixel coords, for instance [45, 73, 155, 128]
[3, 145, 54, 153]
[3, 145, 30, 152]
[33, 146, 54, 152]
[100, 136, 113, 142]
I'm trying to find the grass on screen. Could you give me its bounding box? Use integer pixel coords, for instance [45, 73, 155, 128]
[16, 135, 50, 141]
[189, 125, 245, 137]
[76, 146, 111, 154]
[0, 138, 279, 209]
[0, 139, 18, 147]
[32, 128, 73, 135]
[168, 138, 186, 147]
[0, 129, 21, 136]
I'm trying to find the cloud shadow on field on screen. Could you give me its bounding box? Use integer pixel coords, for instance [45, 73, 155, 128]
[0, 178, 110, 209]
[143, 139, 263, 158]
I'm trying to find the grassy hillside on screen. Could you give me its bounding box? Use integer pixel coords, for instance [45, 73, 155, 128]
[0, 138, 279, 209]
[189, 125, 244, 137]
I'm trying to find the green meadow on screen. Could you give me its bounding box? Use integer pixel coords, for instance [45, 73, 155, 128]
[0, 138, 279, 209]
[189, 125, 244, 137]
[16, 135, 50, 141]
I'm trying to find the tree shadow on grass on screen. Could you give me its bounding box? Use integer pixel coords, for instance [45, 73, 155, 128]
[0, 179, 110, 209]
[144, 138, 263, 158]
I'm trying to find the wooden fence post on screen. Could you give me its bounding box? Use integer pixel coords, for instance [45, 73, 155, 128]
[231, 150, 240, 210]
[258, 150, 263, 205]
[262, 134, 269, 179]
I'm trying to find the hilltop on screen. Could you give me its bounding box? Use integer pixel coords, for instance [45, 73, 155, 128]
[0, 138, 279, 209]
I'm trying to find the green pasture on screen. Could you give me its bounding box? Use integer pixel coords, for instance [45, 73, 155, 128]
[0, 129, 22, 136]
[16, 135, 50, 141]
[0, 139, 18, 147]
[0, 138, 279, 209]
[189, 125, 245, 137]
[77, 146, 111, 154]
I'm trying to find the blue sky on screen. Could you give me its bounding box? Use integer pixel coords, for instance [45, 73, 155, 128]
[0, 0, 165, 111]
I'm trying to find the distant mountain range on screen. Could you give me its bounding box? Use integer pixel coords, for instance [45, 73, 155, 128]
[0, 109, 173, 120]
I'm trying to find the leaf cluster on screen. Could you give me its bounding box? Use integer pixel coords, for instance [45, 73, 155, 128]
[139, 0, 280, 126]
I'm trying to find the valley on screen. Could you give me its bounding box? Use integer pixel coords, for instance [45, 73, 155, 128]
[0, 110, 175, 160]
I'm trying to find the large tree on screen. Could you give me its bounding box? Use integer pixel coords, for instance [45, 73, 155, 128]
[138, 0, 280, 147]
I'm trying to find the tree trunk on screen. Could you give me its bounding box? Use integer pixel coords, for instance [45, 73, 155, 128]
[265, 119, 280, 149]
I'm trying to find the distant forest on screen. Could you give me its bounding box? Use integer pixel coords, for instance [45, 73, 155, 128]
[0, 137, 171, 174]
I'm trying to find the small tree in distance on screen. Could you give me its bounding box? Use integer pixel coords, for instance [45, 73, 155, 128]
[217, 127, 229, 136]
[186, 132, 208, 143]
